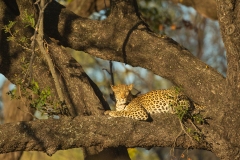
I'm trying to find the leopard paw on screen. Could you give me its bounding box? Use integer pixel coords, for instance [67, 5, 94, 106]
[104, 110, 111, 115]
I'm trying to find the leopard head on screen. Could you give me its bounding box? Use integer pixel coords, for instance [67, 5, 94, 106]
[111, 84, 133, 111]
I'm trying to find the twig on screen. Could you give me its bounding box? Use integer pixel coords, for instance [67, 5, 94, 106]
[102, 68, 110, 74]
[24, 0, 47, 84]
[35, 0, 65, 104]
[17, 85, 38, 119]
[179, 118, 194, 144]
[170, 119, 194, 160]
[102, 61, 115, 85]
[170, 129, 183, 158]
[109, 61, 115, 85]
[104, 0, 107, 9]
[74, 0, 87, 16]
[188, 118, 201, 132]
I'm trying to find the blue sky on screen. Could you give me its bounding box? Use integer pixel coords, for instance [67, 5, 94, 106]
[0, 74, 6, 87]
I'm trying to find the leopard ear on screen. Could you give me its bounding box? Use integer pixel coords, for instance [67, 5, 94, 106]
[128, 84, 133, 90]
[110, 85, 115, 90]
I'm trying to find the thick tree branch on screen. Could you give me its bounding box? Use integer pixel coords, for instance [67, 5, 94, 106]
[42, 0, 226, 107]
[0, 0, 107, 116]
[217, 1, 240, 95]
[0, 115, 210, 155]
[0, 0, 225, 108]
[214, 1, 240, 159]
[0, 81, 34, 160]
[1, 0, 239, 159]
[0, 0, 131, 158]
[66, 0, 110, 18]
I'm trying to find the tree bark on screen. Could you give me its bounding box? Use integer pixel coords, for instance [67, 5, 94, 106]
[43, 0, 225, 106]
[0, 0, 130, 159]
[0, 115, 209, 154]
[66, 0, 110, 18]
[1, 0, 240, 159]
[0, 81, 34, 160]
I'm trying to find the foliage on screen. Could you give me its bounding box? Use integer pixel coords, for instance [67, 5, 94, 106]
[3, 9, 69, 117]
[167, 86, 206, 143]
[7, 79, 63, 116]
[22, 10, 35, 28]
[30, 80, 51, 111]
[137, 0, 181, 33]
[2, 21, 17, 42]
[2, 9, 35, 49]
[128, 148, 159, 160]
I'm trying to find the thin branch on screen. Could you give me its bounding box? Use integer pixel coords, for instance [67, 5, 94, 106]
[109, 61, 114, 85]
[24, 0, 47, 84]
[170, 129, 183, 158]
[179, 118, 194, 145]
[102, 61, 115, 85]
[35, 0, 65, 106]
[17, 85, 37, 119]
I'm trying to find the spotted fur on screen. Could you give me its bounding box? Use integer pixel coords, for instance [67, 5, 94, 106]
[105, 84, 204, 120]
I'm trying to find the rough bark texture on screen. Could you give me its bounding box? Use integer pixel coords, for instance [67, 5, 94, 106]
[0, 0, 130, 159]
[0, 115, 209, 154]
[0, 0, 240, 159]
[0, 81, 34, 160]
[66, 0, 110, 18]
[215, 0, 240, 159]
[44, 0, 225, 107]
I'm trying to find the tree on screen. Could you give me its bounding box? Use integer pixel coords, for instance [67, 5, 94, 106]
[0, 0, 238, 159]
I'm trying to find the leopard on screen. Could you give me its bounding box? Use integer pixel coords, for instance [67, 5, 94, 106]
[105, 84, 205, 121]
[110, 84, 136, 111]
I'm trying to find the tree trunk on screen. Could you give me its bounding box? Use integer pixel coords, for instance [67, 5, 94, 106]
[1, 0, 240, 159]
[0, 80, 34, 160]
